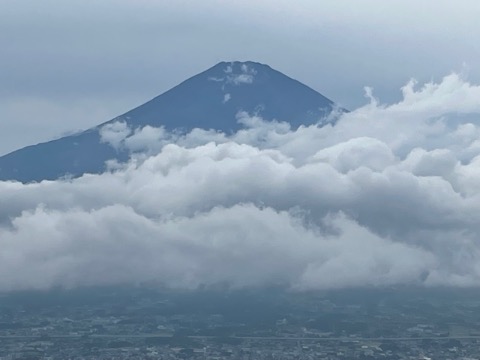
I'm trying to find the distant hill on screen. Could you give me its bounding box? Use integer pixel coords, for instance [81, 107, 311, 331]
[0, 61, 339, 183]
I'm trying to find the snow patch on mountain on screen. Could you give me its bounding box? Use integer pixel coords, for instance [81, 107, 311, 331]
[209, 62, 257, 85]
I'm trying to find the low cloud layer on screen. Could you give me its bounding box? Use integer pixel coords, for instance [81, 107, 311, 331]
[2, 73, 480, 292]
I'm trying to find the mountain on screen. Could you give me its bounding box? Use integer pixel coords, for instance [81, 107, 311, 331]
[0, 61, 339, 183]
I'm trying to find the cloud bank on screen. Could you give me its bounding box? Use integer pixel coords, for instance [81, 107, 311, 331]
[2, 73, 480, 292]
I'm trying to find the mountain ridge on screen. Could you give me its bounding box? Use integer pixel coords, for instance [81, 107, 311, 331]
[0, 61, 340, 183]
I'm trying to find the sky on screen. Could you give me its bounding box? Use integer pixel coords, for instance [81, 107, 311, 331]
[2, 1, 480, 292]
[1, 0, 480, 155]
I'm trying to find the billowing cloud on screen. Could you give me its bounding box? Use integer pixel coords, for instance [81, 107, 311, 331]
[99, 120, 132, 149]
[2, 73, 480, 291]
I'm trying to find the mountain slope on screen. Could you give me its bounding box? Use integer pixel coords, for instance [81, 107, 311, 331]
[0, 61, 338, 183]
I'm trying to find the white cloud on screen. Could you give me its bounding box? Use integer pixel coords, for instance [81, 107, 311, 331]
[0, 205, 433, 291]
[99, 120, 132, 150]
[310, 137, 395, 173]
[2, 73, 480, 291]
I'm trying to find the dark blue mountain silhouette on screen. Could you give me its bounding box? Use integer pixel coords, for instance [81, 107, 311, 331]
[0, 61, 339, 183]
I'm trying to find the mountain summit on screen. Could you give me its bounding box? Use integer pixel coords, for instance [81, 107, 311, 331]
[0, 61, 338, 183]
[119, 61, 336, 132]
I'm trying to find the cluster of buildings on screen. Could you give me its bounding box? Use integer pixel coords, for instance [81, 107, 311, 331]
[1, 336, 480, 359]
[1, 288, 480, 359]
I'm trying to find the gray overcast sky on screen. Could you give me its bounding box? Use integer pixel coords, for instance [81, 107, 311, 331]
[1, 0, 479, 155]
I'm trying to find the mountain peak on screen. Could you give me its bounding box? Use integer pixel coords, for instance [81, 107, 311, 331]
[207, 60, 273, 73]
[0, 62, 338, 182]
[111, 60, 335, 133]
